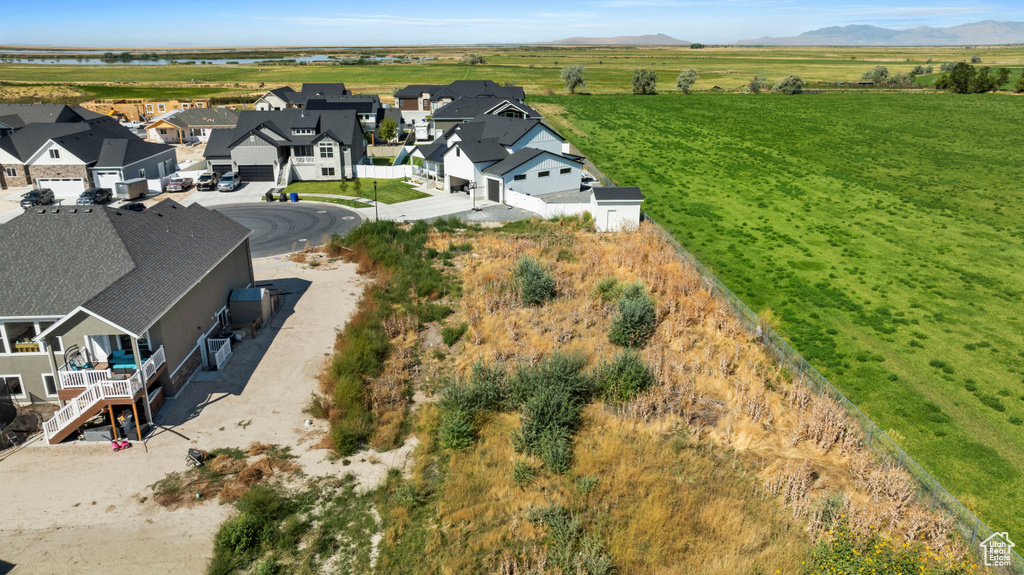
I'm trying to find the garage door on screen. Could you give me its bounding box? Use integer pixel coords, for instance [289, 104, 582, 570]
[94, 171, 121, 190]
[237, 165, 274, 182]
[210, 165, 232, 176]
[35, 178, 85, 200]
[487, 179, 500, 202]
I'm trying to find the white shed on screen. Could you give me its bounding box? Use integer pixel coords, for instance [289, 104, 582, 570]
[591, 187, 644, 232]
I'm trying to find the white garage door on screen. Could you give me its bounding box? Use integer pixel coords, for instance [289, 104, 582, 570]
[35, 178, 85, 200]
[94, 171, 121, 190]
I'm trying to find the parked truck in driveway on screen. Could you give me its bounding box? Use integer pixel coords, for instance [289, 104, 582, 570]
[115, 178, 148, 200]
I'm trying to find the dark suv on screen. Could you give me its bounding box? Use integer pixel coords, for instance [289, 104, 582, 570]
[196, 172, 221, 191]
[76, 187, 112, 205]
[21, 188, 55, 209]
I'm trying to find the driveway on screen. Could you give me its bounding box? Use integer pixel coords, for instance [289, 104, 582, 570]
[212, 203, 363, 257]
[181, 181, 278, 207]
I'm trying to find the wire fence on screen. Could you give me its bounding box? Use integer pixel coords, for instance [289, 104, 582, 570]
[640, 214, 1023, 573]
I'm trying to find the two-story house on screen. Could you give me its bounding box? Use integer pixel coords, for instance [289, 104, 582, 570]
[0, 200, 253, 444]
[203, 109, 365, 184]
[394, 81, 527, 125]
[145, 107, 239, 144]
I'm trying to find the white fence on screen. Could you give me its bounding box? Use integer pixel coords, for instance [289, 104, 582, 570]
[504, 190, 592, 219]
[366, 145, 406, 156]
[354, 165, 413, 179]
[208, 338, 232, 370]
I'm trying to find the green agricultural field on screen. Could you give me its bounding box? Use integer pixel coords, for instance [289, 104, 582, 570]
[535, 92, 1024, 537]
[3, 44, 1024, 100]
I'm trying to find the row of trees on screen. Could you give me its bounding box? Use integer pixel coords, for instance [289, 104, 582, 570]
[935, 62, 1020, 94]
[633, 68, 803, 95]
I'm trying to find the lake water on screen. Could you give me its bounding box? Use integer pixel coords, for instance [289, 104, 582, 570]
[0, 52, 434, 66]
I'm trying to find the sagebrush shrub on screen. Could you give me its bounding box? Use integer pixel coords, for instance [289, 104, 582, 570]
[609, 286, 657, 348]
[594, 351, 655, 402]
[438, 407, 475, 450]
[513, 256, 555, 305]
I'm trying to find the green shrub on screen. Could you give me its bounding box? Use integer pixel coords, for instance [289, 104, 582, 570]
[978, 394, 1006, 412]
[609, 286, 657, 348]
[512, 460, 538, 486]
[438, 407, 475, 450]
[556, 248, 576, 262]
[514, 256, 556, 305]
[508, 352, 592, 408]
[528, 504, 614, 575]
[538, 428, 573, 474]
[469, 360, 510, 411]
[331, 373, 373, 454]
[216, 513, 264, 554]
[593, 277, 620, 302]
[441, 322, 468, 346]
[1009, 416, 1023, 426]
[594, 351, 656, 402]
[575, 475, 599, 497]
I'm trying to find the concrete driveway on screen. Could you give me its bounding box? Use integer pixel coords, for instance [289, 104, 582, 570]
[212, 203, 363, 257]
[181, 181, 278, 207]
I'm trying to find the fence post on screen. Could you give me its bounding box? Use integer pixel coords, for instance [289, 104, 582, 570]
[867, 424, 873, 446]
[898, 450, 903, 467]
[931, 480, 938, 510]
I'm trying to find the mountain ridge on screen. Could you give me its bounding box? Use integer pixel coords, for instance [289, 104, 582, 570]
[542, 33, 691, 45]
[737, 20, 1024, 46]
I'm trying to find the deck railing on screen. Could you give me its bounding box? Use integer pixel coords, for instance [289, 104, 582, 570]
[208, 338, 232, 370]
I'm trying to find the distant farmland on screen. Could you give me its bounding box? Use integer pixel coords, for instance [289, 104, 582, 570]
[535, 92, 1024, 536]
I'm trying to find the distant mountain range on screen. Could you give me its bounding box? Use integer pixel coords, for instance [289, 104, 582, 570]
[737, 20, 1024, 46]
[542, 34, 690, 46]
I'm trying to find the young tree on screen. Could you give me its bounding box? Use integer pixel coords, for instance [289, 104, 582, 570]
[748, 75, 768, 93]
[1016, 77, 1024, 93]
[996, 67, 1011, 88]
[888, 72, 914, 87]
[970, 54, 982, 63]
[690, 43, 706, 49]
[910, 65, 927, 76]
[772, 74, 805, 95]
[862, 65, 890, 83]
[560, 65, 586, 94]
[632, 68, 658, 95]
[676, 68, 699, 93]
[972, 66, 997, 92]
[941, 62, 976, 94]
[378, 117, 398, 143]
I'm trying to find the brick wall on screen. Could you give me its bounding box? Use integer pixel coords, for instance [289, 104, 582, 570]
[28, 164, 92, 186]
[0, 163, 31, 188]
[167, 345, 202, 396]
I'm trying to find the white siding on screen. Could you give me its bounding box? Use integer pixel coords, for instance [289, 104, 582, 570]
[29, 142, 85, 166]
[443, 145, 493, 192]
[591, 197, 643, 232]
[511, 125, 563, 154]
[0, 147, 20, 165]
[502, 154, 580, 197]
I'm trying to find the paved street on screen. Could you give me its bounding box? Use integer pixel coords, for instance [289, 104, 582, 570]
[212, 203, 363, 257]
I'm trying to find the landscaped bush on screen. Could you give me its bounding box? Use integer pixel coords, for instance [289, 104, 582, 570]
[608, 284, 657, 348]
[593, 351, 655, 402]
[514, 256, 556, 305]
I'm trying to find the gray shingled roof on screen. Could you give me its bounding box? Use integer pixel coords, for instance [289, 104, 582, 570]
[413, 139, 448, 164]
[483, 148, 548, 175]
[0, 116, 172, 167]
[393, 84, 445, 99]
[0, 104, 86, 125]
[452, 138, 508, 164]
[450, 115, 552, 148]
[203, 128, 234, 159]
[592, 187, 644, 201]
[173, 107, 239, 128]
[433, 80, 525, 102]
[305, 95, 380, 114]
[211, 109, 362, 153]
[0, 200, 252, 337]
[432, 97, 539, 120]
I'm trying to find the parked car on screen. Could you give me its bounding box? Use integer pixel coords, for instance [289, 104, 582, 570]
[166, 176, 194, 193]
[217, 172, 240, 192]
[21, 188, 55, 209]
[121, 202, 146, 212]
[76, 188, 113, 205]
[196, 172, 221, 191]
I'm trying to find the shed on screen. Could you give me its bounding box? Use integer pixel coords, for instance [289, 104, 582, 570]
[590, 187, 644, 232]
[229, 288, 272, 327]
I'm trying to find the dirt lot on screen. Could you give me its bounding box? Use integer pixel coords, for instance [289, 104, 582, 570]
[0, 256, 411, 574]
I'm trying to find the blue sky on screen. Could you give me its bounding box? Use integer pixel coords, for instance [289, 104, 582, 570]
[2, 1, 1023, 46]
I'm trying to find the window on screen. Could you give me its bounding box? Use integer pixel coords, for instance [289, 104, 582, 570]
[139, 169, 146, 178]
[322, 167, 336, 177]
[4, 167, 16, 177]
[37, 322, 62, 353]
[319, 142, 334, 158]
[157, 104, 165, 112]
[513, 174, 526, 181]
[294, 145, 313, 157]
[190, 128, 204, 138]
[217, 308, 230, 328]
[1, 376, 24, 398]
[181, 103, 190, 109]
[43, 374, 57, 397]
[560, 168, 572, 175]
[196, 102, 205, 108]
[145, 104, 154, 113]
[456, 148, 460, 157]
[3, 322, 39, 353]
[292, 129, 315, 135]
[49, 149, 60, 159]
[158, 128, 168, 135]
[538, 171, 550, 178]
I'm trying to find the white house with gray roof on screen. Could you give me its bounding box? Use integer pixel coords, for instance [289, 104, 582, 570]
[0, 200, 253, 444]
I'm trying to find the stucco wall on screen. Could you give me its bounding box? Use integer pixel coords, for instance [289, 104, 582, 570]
[0, 353, 57, 404]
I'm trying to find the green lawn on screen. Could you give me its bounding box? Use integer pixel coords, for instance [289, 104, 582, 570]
[283, 179, 429, 204]
[536, 92, 1024, 537]
[302, 197, 372, 209]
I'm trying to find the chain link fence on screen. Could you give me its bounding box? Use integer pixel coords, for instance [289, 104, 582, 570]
[641, 213, 1023, 573]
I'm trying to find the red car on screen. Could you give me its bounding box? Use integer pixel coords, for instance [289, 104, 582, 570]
[166, 176, 194, 192]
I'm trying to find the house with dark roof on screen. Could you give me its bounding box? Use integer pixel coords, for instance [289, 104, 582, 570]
[144, 107, 239, 144]
[394, 81, 527, 125]
[204, 108, 365, 184]
[431, 97, 541, 134]
[411, 114, 580, 201]
[0, 200, 254, 444]
[0, 104, 103, 138]
[0, 114, 177, 198]
[254, 83, 351, 111]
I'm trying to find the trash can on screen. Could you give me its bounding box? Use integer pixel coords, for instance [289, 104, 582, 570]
[279, 191, 287, 202]
[265, 190, 274, 202]
[289, 192, 298, 202]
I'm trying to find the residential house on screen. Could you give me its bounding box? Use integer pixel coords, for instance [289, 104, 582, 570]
[145, 107, 240, 144]
[204, 108, 365, 184]
[412, 115, 581, 201]
[80, 99, 211, 123]
[0, 104, 102, 138]
[431, 97, 541, 135]
[394, 80, 527, 125]
[254, 83, 351, 110]
[0, 115, 177, 198]
[0, 200, 253, 444]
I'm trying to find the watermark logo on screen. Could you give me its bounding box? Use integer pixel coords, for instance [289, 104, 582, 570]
[980, 532, 1015, 567]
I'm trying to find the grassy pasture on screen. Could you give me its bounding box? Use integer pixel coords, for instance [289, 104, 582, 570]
[3, 44, 1024, 99]
[535, 92, 1024, 537]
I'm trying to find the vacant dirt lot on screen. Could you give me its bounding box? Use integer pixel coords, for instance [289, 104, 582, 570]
[0, 255, 410, 574]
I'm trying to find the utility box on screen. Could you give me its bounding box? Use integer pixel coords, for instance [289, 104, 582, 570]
[115, 178, 148, 200]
